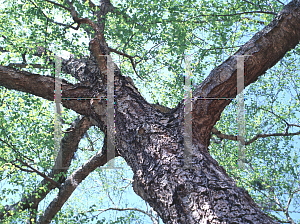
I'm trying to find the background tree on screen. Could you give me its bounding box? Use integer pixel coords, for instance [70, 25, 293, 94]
[0, 0, 300, 223]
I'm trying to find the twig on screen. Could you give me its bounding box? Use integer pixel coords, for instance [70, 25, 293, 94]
[28, 0, 80, 30]
[211, 127, 300, 145]
[108, 47, 143, 80]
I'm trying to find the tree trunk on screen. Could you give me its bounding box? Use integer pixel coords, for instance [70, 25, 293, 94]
[110, 73, 278, 224]
[108, 2, 299, 223]
[0, 1, 300, 223]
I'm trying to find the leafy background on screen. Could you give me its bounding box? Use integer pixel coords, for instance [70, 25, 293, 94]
[0, 0, 299, 223]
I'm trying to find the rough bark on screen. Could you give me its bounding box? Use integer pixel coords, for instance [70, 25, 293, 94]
[0, 0, 300, 223]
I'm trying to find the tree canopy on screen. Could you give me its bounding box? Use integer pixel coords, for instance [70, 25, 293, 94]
[0, 0, 300, 223]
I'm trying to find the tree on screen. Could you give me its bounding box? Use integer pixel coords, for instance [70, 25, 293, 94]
[0, 0, 300, 223]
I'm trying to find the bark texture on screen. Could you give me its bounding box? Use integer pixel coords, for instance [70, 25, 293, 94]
[0, 0, 300, 223]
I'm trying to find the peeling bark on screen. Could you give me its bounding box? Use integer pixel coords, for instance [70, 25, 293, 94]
[0, 1, 299, 223]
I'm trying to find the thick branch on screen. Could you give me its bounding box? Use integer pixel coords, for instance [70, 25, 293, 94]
[190, 1, 300, 147]
[0, 65, 95, 116]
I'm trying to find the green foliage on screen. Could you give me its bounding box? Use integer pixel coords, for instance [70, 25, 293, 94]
[210, 48, 300, 222]
[0, 0, 299, 223]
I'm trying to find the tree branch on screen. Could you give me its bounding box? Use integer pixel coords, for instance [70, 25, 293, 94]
[108, 47, 143, 80]
[37, 137, 109, 224]
[64, 0, 102, 34]
[0, 65, 95, 116]
[0, 116, 93, 221]
[28, 0, 80, 30]
[211, 126, 300, 145]
[16, 158, 61, 188]
[190, 1, 300, 147]
[94, 207, 158, 223]
[88, 0, 96, 10]
[44, 0, 72, 12]
[7, 63, 50, 69]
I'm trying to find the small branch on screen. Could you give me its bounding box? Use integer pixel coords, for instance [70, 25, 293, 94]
[16, 158, 61, 188]
[120, 178, 134, 189]
[85, 131, 95, 151]
[0, 137, 34, 163]
[94, 207, 157, 222]
[1, 34, 56, 62]
[0, 116, 93, 221]
[64, 0, 102, 34]
[106, 191, 117, 208]
[183, 10, 278, 25]
[121, 20, 146, 53]
[0, 156, 33, 173]
[37, 137, 109, 224]
[122, 32, 136, 52]
[211, 136, 222, 144]
[108, 47, 143, 80]
[258, 107, 289, 126]
[241, 0, 256, 5]
[275, 0, 284, 5]
[284, 183, 297, 224]
[8, 63, 50, 69]
[88, 0, 96, 10]
[267, 0, 276, 14]
[285, 195, 292, 212]
[211, 127, 300, 145]
[44, 0, 72, 12]
[30, 0, 101, 34]
[29, 206, 38, 224]
[136, 41, 165, 64]
[211, 127, 237, 141]
[242, 17, 265, 25]
[110, 6, 145, 28]
[0, 137, 60, 188]
[28, 0, 79, 30]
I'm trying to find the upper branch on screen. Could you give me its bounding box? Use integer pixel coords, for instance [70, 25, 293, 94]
[108, 47, 143, 79]
[29, 0, 79, 31]
[44, 0, 72, 12]
[189, 0, 300, 147]
[95, 0, 115, 33]
[64, 0, 102, 34]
